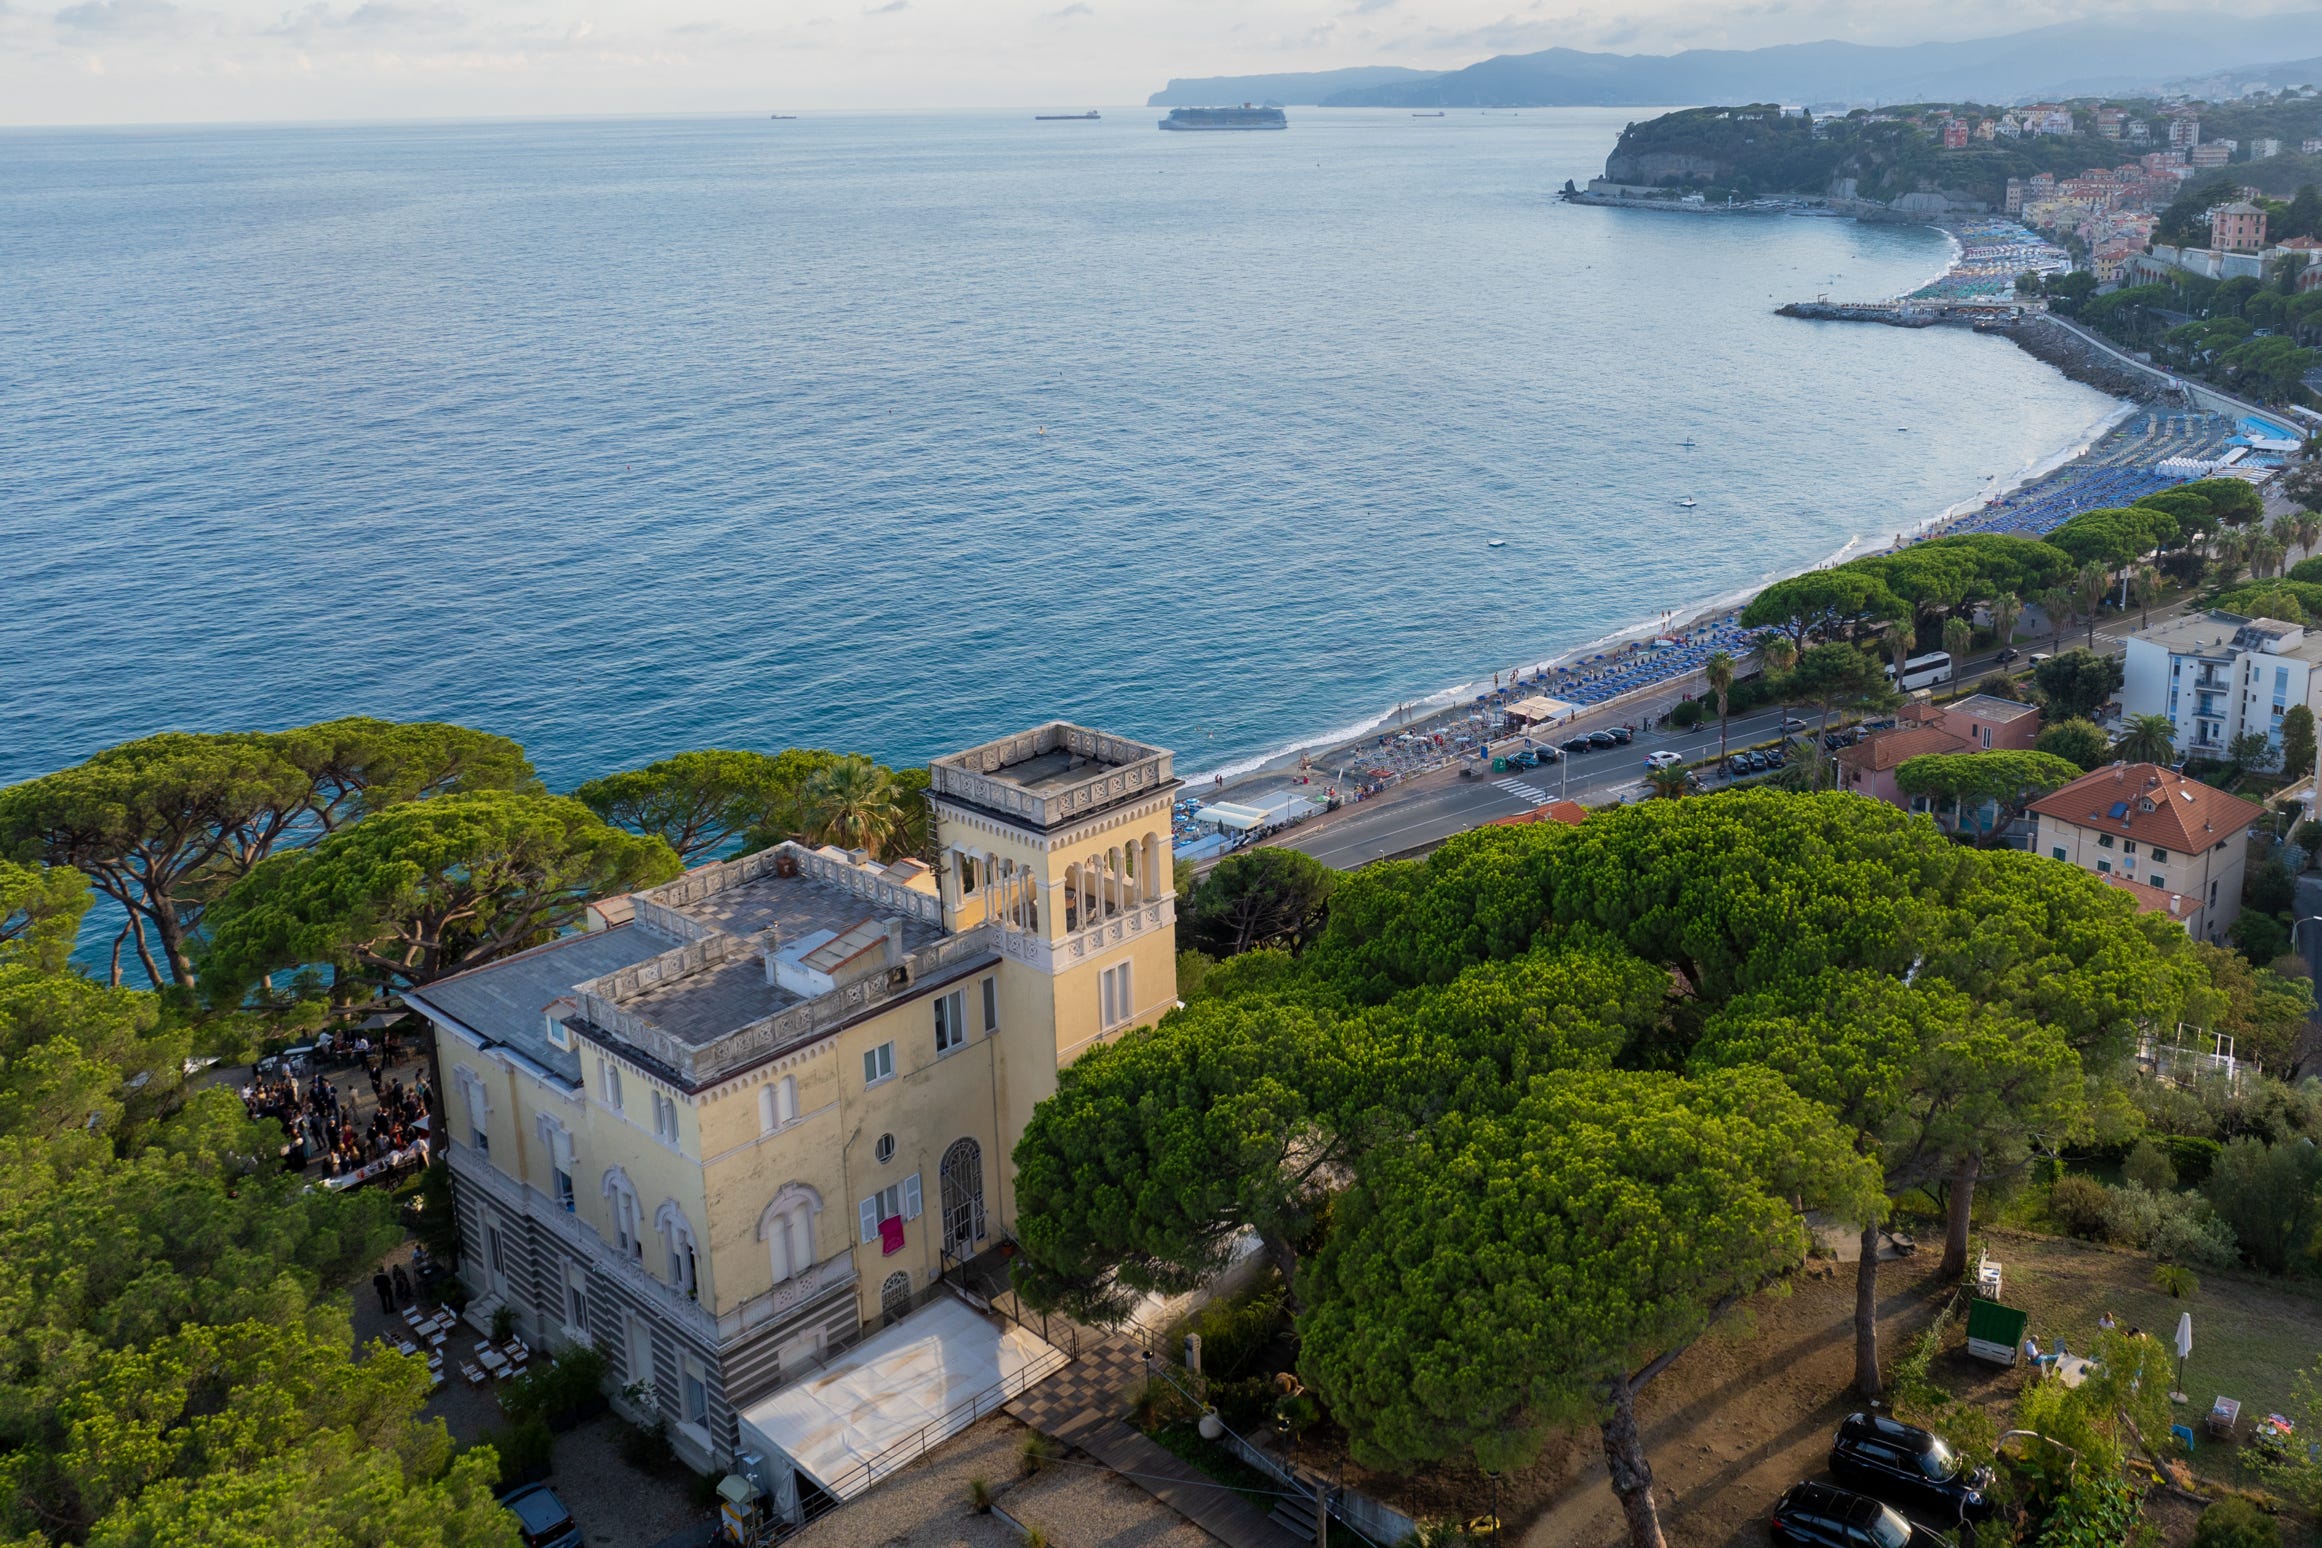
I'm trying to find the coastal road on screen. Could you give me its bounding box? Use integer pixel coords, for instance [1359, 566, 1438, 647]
[1279, 604, 2185, 871]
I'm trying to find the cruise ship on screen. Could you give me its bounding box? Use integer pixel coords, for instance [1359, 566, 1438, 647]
[1159, 105, 1288, 132]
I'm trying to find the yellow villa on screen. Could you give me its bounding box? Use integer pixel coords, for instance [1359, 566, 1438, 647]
[404, 723, 1179, 1473]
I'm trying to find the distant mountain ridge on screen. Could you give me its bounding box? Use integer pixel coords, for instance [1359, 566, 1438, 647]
[1147, 67, 1435, 107]
[1152, 13, 2322, 110]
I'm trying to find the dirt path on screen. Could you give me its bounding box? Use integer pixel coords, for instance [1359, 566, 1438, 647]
[1519, 1256, 1954, 1548]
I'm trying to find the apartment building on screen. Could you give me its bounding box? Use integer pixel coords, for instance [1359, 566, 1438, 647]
[405, 722, 1180, 1471]
[2121, 611, 2322, 769]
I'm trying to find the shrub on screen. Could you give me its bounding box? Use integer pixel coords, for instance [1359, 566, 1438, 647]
[1186, 1273, 1291, 1379]
[502, 1346, 608, 1427]
[2296, 821, 2322, 859]
[491, 1304, 518, 1342]
[2206, 1135, 2322, 1273]
[1018, 1434, 1056, 1477]
[484, 1417, 554, 1490]
[2155, 1263, 2200, 1299]
[2049, 1174, 2113, 1239]
[2103, 1184, 2240, 1269]
[2165, 1134, 2224, 1185]
[2193, 1496, 2280, 1548]
[968, 1477, 993, 1514]
[2122, 1139, 2177, 1193]
[1670, 700, 1702, 729]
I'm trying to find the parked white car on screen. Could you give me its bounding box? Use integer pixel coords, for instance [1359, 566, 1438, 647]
[1643, 750, 1683, 771]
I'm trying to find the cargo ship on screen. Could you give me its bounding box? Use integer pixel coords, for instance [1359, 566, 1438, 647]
[1035, 111, 1100, 120]
[1159, 105, 1287, 132]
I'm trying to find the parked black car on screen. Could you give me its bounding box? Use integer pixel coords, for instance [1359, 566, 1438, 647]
[1562, 735, 1594, 753]
[1830, 1412, 1994, 1524]
[1604, 726, 1634, 744]
[498, 1484, 584, 1548]
[1586, 730, 1619, 749]
[1771, 1482, 1952, 1548]
[1534, 745, 1562, 764]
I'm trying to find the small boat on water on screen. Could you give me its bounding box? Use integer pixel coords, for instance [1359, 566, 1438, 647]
[1413, 111, 1446, 118]
[1679, 437, 1698, 448]
[1036, 111, 1101, 121]
[1677, 498, 1698, 509]
[769, 114, 797, 120]
[1488, 539, 1507, 548]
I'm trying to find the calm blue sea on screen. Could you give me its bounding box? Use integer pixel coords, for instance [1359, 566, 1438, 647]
[1, 108, 2116, 790]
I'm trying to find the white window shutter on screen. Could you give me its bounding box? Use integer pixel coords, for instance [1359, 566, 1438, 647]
[859, 1197, 879, 1244]
[902, 1172, 923, 1221]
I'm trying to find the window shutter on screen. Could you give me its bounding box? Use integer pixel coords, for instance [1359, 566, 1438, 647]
[982, 977, 998, 1033]
[859, 1197, 879, 1244]
[903, 1172, 923, 1221]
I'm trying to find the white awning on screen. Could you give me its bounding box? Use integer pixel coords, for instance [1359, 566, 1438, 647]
[1193, 801, 1269, 832]
[735, 1297, 1064, 1502]
[1507, 695, 1576, 725]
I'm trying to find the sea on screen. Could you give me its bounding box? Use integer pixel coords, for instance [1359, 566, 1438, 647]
[0, 107, 2119, 792]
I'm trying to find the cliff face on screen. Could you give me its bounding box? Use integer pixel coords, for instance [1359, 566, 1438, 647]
[1604, 150, 1725, 183]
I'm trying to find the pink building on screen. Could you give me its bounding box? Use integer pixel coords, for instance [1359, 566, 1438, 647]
[1835, 695, 2043, 817]
[2214, 201, 2267, 252]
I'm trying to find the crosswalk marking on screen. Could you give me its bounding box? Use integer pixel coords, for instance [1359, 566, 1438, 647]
[1493, 777, 1551, 804]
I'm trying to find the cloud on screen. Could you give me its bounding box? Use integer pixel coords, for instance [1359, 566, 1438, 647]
[1346, 0, 1397, 12]
[1043, 1, 1091, 15]
[265, 0, 466, 40]
[52, 0, 177, 34]
[864, 0, 905, 11]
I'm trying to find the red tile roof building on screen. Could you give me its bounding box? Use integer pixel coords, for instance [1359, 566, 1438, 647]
[2028, 763, 2263, 942]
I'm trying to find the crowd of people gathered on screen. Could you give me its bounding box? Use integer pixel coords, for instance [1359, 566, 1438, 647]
[239, 1035, 434, 1179]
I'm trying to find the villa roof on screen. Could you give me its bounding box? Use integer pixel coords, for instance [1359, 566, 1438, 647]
[2028, 763, 2263, 853]
[1837, 724, 1973, 774]
[2100, 872, 2197, 923]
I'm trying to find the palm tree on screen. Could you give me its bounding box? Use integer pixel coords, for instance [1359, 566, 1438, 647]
[1884, 626, 1914, 686]
[1990, 592, 2022, 651]
[1705, 650, 1737, 768]
[2251, 533, 2286, 581]
[2131, 565, 2160, 629]
[2213, 529, 2249, 588]
[2294, 510, 2321, 565]
[1758, 633, 1798, 726]
[1941, 616, 1973, 679]
[2073, 563, 2108, 648]
[1645, 764, 1696, 800]
[2115, 713, 2177, 765]
[2038, 585, 2074, 653]
[805, 755, 906, 857]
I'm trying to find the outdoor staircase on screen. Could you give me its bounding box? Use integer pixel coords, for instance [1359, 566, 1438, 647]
[1269, 1481, 1323, 1546]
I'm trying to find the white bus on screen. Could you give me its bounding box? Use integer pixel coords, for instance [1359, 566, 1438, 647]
[1885, 651, 1953, 692]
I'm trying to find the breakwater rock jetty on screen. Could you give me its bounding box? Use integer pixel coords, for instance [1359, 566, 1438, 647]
[1774, 300, 2180, 404]
[1776, 301, 1945, 328]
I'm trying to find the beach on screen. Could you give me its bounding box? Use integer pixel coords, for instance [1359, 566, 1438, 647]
[1193, 215, 2247, 827]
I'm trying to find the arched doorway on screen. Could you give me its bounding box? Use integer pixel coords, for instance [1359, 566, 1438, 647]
[939, 1138, 986, 1258]
[880, 1271, 912, 1326]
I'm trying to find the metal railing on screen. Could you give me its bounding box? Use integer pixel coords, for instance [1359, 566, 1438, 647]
[1139, 1351, 1416, 1548]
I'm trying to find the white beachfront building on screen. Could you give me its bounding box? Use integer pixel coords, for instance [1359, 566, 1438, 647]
[2121, 611, 2322, 769]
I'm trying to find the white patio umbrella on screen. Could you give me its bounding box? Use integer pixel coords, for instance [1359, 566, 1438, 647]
[2173, 1312, 2193, 1403]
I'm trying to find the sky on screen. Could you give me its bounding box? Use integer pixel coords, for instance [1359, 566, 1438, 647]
[0, 0, 2305, 126]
